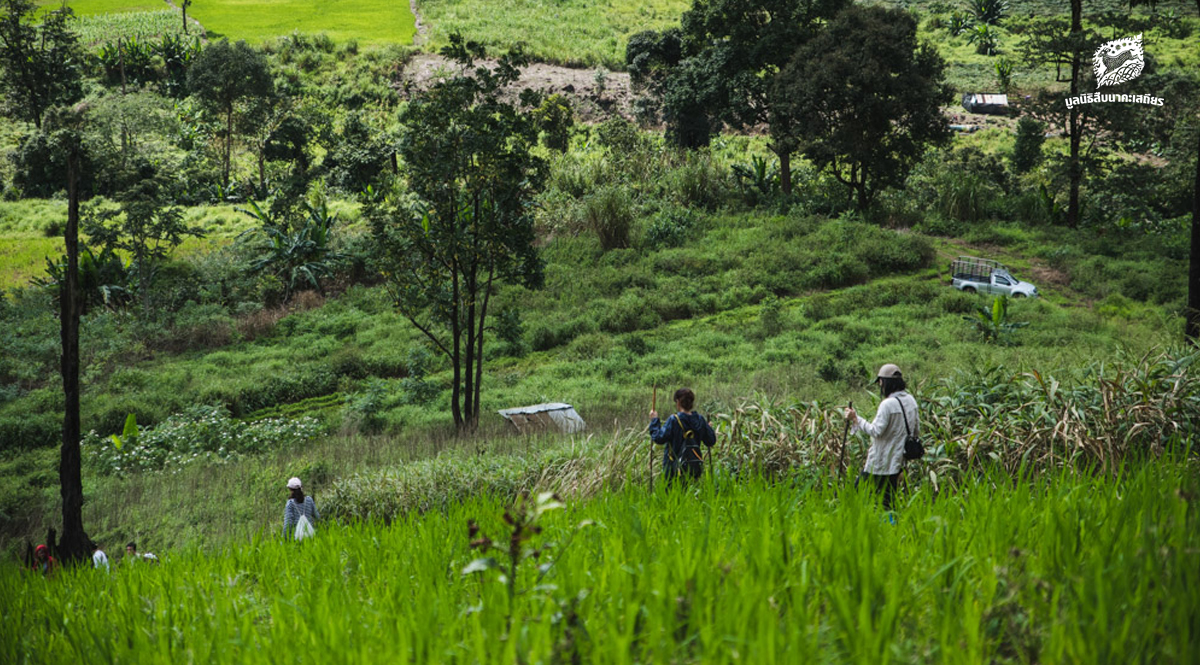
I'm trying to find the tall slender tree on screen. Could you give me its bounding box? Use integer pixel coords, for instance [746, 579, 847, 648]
[1066, 0, 1084, 228]
[369, 35, 545, 432]
[46, 107, 91, 563]
[181, 0, 192, 34]
[1187, 0, 1200, 343]
[187, 39, 274, 190]
[1189, 122, 1199, 342]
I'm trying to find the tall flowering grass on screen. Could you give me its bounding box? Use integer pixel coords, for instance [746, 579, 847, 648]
[322, 349, 1200, 524]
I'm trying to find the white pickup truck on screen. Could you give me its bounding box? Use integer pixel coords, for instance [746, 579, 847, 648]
[950, 256, 1038, 297]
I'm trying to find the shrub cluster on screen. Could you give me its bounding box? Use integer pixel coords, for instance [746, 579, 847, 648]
[83, 405, 322, 475]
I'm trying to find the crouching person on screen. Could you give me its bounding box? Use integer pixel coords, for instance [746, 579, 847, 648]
[649, 388, 716, 483]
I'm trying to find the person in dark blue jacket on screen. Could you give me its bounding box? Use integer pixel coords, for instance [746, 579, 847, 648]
[649, 387, 716, 482]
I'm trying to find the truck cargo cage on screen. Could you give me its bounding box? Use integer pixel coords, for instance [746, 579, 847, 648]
[951, 255, 1005, 282]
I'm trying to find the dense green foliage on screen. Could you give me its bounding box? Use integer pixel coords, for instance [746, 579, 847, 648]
[82, 404, 322, 475]
[3, 461, 1198, 663]
[187, 39, 274, 188]
[772, 4, 952, 210]
[0, 0, 84, 128]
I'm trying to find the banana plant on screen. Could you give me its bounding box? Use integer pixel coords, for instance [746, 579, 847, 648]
[36, 245, 132, 314]
[964, 295, 1028, 344]
[110, 413, 138, 451]
[241, 199, 344, 301]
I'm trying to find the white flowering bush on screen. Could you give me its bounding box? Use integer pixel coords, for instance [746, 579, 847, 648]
[83, 405, 324, 476]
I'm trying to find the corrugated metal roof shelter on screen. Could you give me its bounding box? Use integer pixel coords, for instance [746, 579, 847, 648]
[498, 403, 586, 434]
[961, 93, 1009, 115]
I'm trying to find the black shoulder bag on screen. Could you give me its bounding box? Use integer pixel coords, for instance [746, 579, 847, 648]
[894, 395, 924, 461]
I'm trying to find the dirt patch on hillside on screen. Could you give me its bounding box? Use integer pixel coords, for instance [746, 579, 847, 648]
[399, 53, 637, 124]
[1026, 264, 1071, 290]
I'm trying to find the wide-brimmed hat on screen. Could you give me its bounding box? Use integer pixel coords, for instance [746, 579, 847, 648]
[287, 477, 302, 490]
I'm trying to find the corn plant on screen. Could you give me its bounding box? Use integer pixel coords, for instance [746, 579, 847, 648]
[72, 10, 188, 48]
[948, 10, 972, 36]
[995, 56, 1014, 93]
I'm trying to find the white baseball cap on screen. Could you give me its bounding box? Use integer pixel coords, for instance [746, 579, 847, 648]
[287, 477, 302, 490]
[876, 363, 903, 379]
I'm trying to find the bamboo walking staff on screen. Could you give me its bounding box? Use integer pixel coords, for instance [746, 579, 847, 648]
[837, 401, 853, 479]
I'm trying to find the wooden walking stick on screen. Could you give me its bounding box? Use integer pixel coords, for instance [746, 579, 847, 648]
[837, 401, 853, 480]
[649, 385, 657, 491]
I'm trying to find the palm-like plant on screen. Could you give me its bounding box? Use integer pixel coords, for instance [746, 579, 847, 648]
[36, 246, 132, 314]
[732, 155, 780, 203]
[948, 10, 972, 36]
[241, 199, 343, 301]
[964, 295, 1028, 344]
[968, 24, 1001, 56]
[994, 57, 1014, 93]
[968, 0, 1008, 26]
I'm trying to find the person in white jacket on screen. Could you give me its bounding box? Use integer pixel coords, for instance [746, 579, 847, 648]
[844, 363, 919, 511]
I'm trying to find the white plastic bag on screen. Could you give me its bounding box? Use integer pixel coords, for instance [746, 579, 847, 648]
[294, 514, 315, 541]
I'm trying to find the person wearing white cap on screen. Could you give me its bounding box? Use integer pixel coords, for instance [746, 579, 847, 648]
[844, 363, 919, 512]
[284, 477, 320, 540]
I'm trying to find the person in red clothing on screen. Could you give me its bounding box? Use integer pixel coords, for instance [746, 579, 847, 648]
[33, 544, 57, 578]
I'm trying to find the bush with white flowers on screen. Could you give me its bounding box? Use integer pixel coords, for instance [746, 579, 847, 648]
[83, 405, 323, 475]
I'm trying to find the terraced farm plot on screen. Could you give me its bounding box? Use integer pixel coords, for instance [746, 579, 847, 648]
[59, 0, 416, 46]
[417, 0, 690, 68]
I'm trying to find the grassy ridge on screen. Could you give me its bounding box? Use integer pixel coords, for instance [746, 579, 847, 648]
[3, 461, 1197, 663]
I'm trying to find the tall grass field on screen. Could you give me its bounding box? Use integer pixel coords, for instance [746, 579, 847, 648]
[2, 461, 1197, 663]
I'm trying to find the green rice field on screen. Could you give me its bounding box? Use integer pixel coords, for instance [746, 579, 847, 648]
[2, 461, 1197, 663]
[56, 0, 417, 46]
